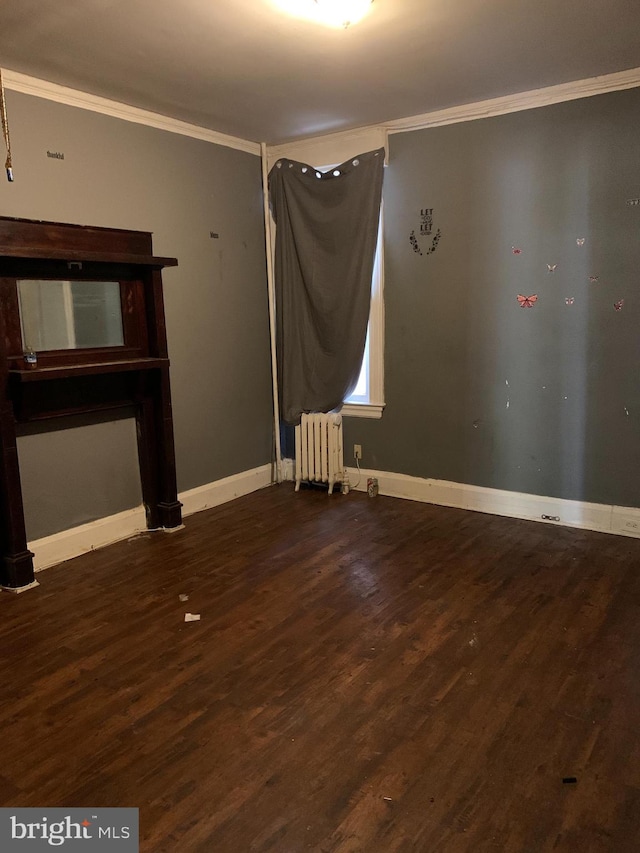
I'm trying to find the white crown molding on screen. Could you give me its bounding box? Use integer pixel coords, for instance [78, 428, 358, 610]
[1, 69, 260, 156]
[265, 67, 640, 167]
[340, 465, 640, 540]
[4, 65, 638, 162]
[385, 66, 640, 135]
[26, 464, 274, 574]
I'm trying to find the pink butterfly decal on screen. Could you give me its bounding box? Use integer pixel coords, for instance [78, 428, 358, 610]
[614, 299, 624, 311]
[517, 294, 538, 308]
[512, 246, 522, 255]
[547, 264, 557, 272]
[565, 297, 575, 305]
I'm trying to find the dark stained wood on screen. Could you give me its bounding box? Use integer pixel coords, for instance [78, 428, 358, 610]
[144, 269, 170, 359]
[1, 486, 640, 851]
[10, 357, 168, 383]
[133, 367, 182, 530]
[0, 216, 153, 256]
[0, 278, 33, 587]
[9, 372, 149, 423]
[0, 218, 182, 587]
[0, 278, 22, 360]
[0, 247, 178, 267]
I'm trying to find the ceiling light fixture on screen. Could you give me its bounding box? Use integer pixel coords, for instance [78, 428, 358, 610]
[272, 0, 373, 29]
[314, 0, 373, 28]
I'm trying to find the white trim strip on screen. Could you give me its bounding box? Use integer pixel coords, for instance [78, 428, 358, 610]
[179, 464, 272, 517]
[28, 464, 273, 573]
[1, 580, 40, 594]
[3, 65, 638, 162]
[340, 403, 384, 419]
[338, 465, 640, 539]
[261, 141, 283, 482]
[30, 505, 147, 572]
[1, 69, 260, 156]
[3, 64, 639, 160]
[385, 67, 640, 135]
[27, 457, 640, 576]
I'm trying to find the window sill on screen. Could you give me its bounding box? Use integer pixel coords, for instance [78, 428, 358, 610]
[341, 402, 385, 419]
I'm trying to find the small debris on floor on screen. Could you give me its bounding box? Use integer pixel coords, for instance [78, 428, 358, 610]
[184, 613, 201, 622]
[383, 797, 393, 801]
[179, 594, 189, 602]
[562, 776, 577, 784]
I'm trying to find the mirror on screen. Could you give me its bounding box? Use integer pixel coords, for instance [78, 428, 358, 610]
[17, 280, 124, 351]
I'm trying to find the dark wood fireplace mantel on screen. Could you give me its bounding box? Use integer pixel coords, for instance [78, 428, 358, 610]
[0, 217, 183, 591]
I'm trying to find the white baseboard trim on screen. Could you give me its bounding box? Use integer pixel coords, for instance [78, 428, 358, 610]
[29, 464, 274, 572]
[30, 505, 147, 572]
[1, 580, 40, 594]
[341, 465, 640, 539]
[179, 464, 273, 517]
[30, 459, 640, 574]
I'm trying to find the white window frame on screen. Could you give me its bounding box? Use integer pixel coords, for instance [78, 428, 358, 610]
[342, 205, 385, 418]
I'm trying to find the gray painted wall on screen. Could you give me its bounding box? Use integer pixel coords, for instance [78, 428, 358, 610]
[344, 88, 640, 508]
[0, 91, 273, 539]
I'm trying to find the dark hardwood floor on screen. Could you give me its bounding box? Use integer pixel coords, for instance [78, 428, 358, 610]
[1, 484, 640, 852]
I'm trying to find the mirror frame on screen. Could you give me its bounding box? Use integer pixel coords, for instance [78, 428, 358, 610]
[1, 259, 149, 370]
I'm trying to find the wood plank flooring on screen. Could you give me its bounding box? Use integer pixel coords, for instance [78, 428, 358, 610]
[1, 484, 640, 851]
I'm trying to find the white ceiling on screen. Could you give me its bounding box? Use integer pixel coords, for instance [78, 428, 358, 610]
[1, 0, 640, 145]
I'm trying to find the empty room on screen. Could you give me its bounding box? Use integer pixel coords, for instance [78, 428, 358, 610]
[1, 1, 640, 850]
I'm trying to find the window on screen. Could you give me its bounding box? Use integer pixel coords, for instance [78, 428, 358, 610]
[267, 131, 387, 421]
[342, 209, 385, 418]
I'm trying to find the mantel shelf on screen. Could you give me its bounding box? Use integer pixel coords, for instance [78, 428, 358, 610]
[0, 247, 178, 268]
[10, 357, 169, 382]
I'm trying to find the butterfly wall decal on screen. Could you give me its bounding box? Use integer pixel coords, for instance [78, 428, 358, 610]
[589, 275, 599, 283]
[614, 299, 624, 311]
[547, 264, 557, 272]
[576, 237, 585, 246]
[565, 297, 575, 305]
[517, 294, 538, 308]
[512, 246, 522, 255]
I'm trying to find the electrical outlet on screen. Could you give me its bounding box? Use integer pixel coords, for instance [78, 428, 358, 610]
[612, 513, 640, 537]
[354, 444, 362, 460]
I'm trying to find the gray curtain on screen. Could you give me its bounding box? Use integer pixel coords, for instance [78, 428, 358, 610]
[268, 148, 384, 425]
